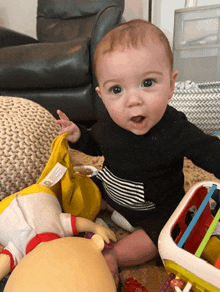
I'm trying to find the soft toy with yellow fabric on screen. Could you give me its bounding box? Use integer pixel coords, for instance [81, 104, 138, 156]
[0, 183, 116, 290]
[0, 133, 116, 288]
[37, 132, 101, 220]
[4, 235, 117, 292]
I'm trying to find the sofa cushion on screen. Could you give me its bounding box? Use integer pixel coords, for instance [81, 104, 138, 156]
[36, 0, 125, 43]
[37, 0, 124, 19]
[0, 27, 38, 48]
[0, 84, 96, 123]
[0, 38, 90, 89]
[37, 15, 96, 43]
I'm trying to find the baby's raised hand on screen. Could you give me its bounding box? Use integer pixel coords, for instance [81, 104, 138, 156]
[55, 110, 81, 143]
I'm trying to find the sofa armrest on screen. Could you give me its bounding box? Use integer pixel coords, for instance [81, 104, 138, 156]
[0, 38, 90, 90]
[0, 27, 38, 48]
[90, 4, 124, 119]
[90, 4, 123, 67]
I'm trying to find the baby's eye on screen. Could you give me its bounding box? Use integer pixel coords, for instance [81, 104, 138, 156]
[142, 79, 155, 88]
[110, 85, 123, 94]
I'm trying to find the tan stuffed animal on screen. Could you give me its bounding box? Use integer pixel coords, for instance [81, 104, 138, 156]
[4, 235, 117, 292]
[0, 184, 116, 285]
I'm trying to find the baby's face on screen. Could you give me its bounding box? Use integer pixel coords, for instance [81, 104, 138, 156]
[96, 43, 178, 135]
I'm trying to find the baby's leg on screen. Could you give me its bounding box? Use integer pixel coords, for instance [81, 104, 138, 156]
[101, 199, 114, 212]
[104, 229, 158, 285]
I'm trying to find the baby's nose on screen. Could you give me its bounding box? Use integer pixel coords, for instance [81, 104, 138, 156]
[126, 90, 143, 107]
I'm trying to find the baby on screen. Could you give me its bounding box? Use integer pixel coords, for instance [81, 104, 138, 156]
[55, 19, 220, 285]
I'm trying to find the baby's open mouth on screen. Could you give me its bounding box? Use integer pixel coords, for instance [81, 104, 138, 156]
[131, 115, 146, 123]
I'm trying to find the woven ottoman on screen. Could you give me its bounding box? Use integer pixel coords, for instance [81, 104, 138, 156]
[0, 96, 60, 200]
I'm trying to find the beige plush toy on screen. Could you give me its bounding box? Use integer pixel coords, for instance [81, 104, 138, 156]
[4, 235, 117, 292]
[0, 184, 116, 291]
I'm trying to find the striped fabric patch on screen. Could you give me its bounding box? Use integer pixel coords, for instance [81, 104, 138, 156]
[96, 166, 156, 211]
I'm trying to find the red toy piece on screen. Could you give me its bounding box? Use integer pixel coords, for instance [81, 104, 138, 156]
[170, 278, 184, 289]
[215, 255, 220, 269]
[122, 277, 148, 292]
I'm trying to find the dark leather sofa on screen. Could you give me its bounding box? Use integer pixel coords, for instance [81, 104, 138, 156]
[0, 0, 124, 124]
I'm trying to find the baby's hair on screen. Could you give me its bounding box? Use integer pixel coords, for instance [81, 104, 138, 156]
[94, 19, 173, 79]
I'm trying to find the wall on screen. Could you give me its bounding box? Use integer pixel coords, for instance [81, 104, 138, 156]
[1, 0, 220, 41]
[0, 0, 147, 39]
[0, 0, 38, 38]
[156, 0, 185, 48]
[124, 0, 146, 21]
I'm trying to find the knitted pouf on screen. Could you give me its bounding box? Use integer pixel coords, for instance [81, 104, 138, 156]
[0, 96, 61, 200]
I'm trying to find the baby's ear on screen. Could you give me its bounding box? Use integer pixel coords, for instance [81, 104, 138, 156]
[169, 70, 178, 100]
[95, 87, 102, 99]
[171, 70, 178, 89]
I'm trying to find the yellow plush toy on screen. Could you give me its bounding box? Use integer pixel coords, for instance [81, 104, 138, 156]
[0, 185, 116, 289]
[37, 132, 101, 220]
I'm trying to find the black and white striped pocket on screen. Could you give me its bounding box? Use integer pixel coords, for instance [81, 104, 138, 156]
[96, 166, 156, 211]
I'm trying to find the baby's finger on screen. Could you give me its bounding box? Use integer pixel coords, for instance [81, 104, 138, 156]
[57, 109, 69, 121]
[55, 119, 72, 127]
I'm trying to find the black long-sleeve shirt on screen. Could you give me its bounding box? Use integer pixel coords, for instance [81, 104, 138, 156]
[70, 106, 220, 242]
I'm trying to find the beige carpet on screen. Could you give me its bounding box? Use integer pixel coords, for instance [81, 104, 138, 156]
[70, 149, 220, 292]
